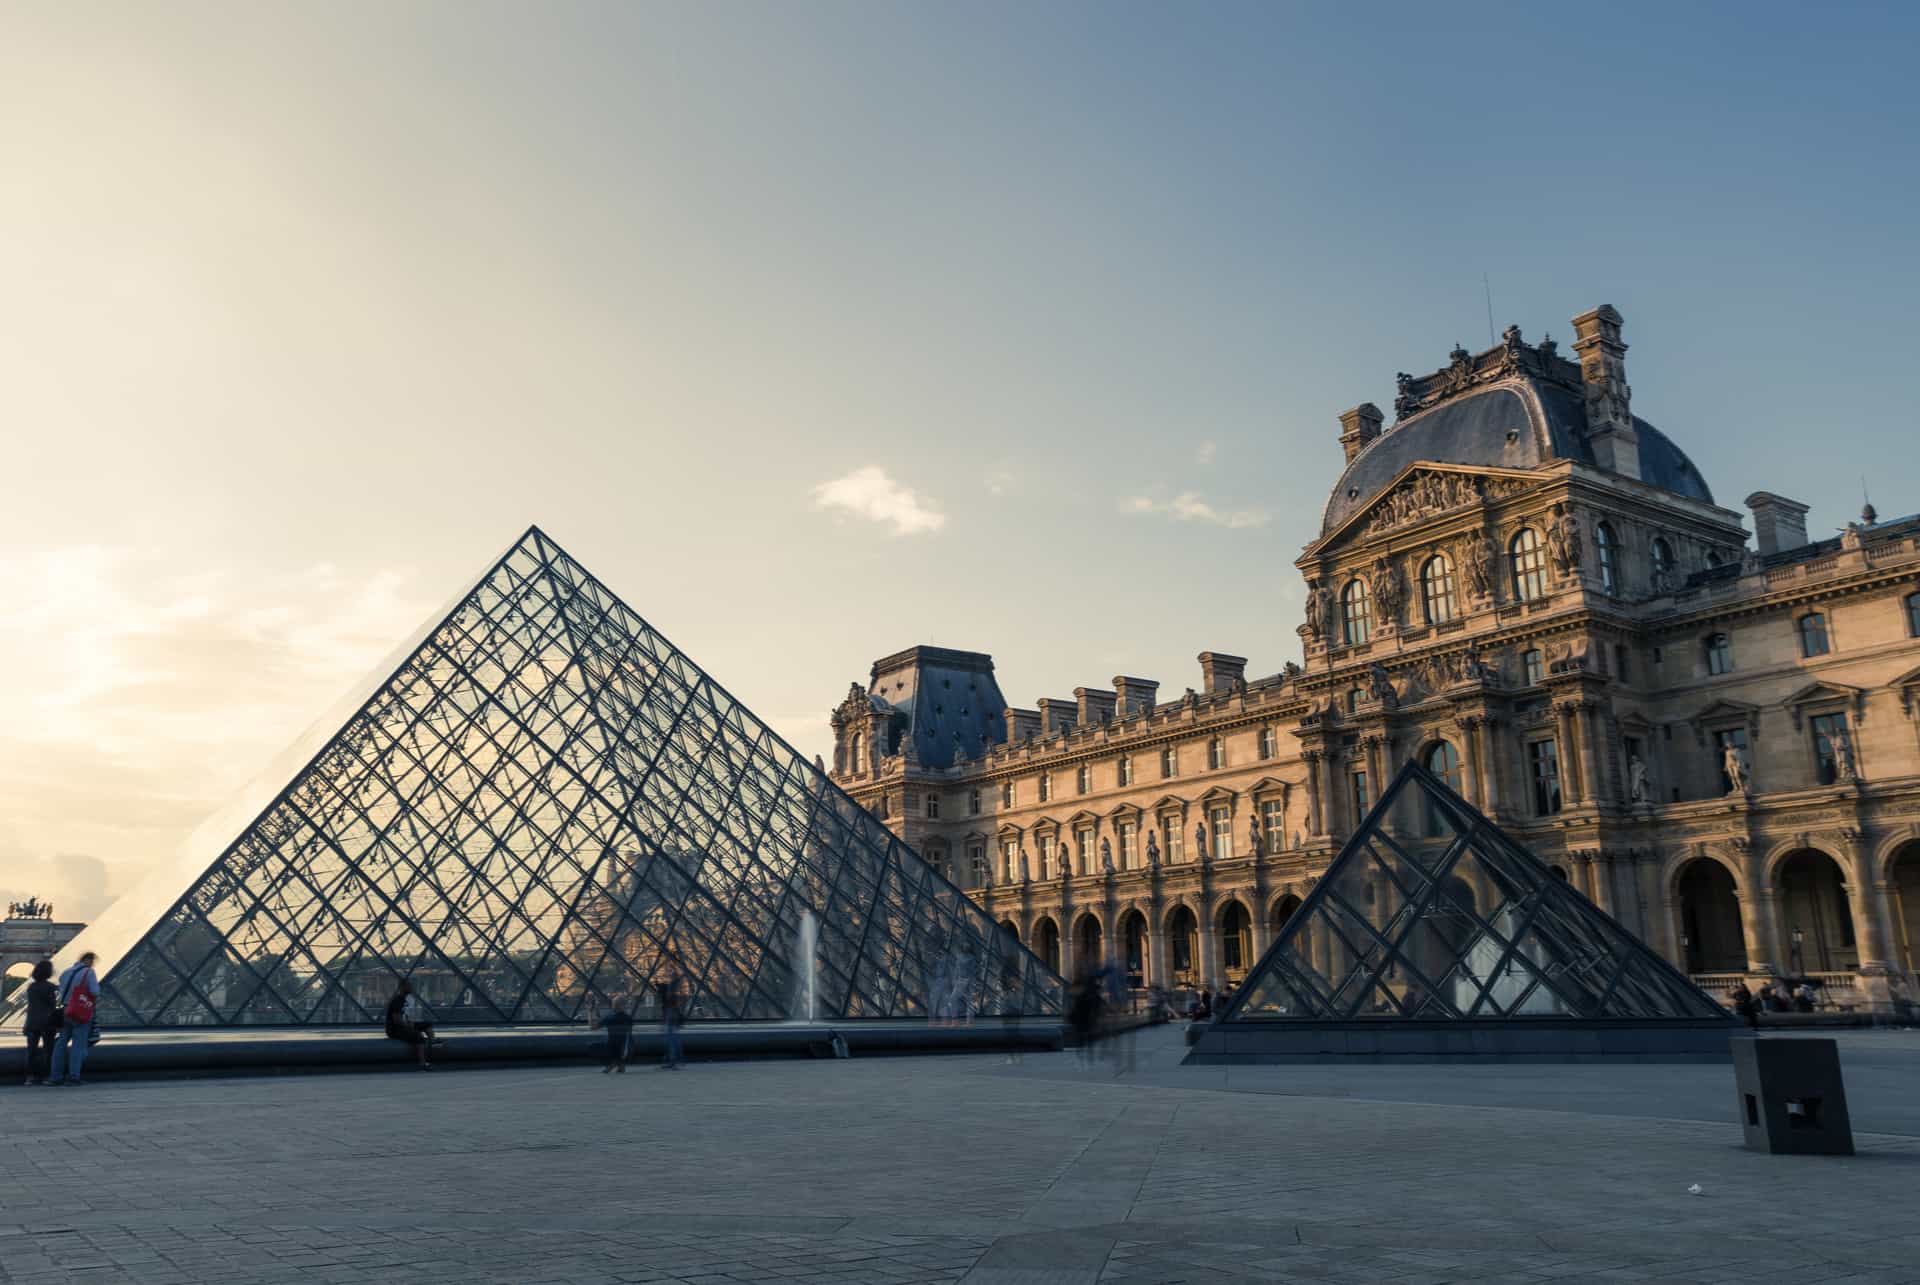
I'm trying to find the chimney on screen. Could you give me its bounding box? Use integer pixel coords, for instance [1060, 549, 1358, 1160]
[1074, 686, 1117, 727]
[1198, 651, 1248, 694]
[1745, 491, 1811, 556]
[1337, 403, 1383, 464]
[1112, 676, 1160, 717]
[1570, 305, 1640, 480]
[1004, 707, 1041, 743]
[1036, 698, 1076, 738]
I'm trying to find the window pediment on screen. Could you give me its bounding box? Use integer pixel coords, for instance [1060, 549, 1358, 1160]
[1890, 665, 1920, 716]
[1783, 679, 1864, 730]
[1689, 699, 1760, 746]
[1248, 775, 1295, 802]
[1198, 784, 1238, 804]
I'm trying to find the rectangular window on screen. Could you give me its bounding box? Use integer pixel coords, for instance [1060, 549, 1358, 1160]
[1001, 840, 1019, 882]
[925, 793, 940, 819]
[1162, 819, 1184, 864]
[1208, 739, 1225, 770]
[1705, 633, 1733, 676]
[1349, 771, 1371, 827]
[1261, 799, 1285, 852]
[1522, 649, 1544, 686]
[1077, 829, 1095, 875]
[1209, 806, 1232, 859]
[1076, 764, 1091, 795]
[1161, 746, 1178, 778]
[1714, 727, 1749, 792]
[1810, 713, 1848, 785]
[1259, 727, 1276, 760]
[1528, 739, 1562, 815]
[968, 845, 986, 886]
[1001, 781, 1015, 808]
[1038, 772, 1051, 803]
[1118, 821, 1136, 869]
[968, 788, 981, 816]
[1117, 755, 1133, 786]
[1799, 614, 1831, 658]
[1039, 835, 1055, 880]
[1614, 645, 1629, 681]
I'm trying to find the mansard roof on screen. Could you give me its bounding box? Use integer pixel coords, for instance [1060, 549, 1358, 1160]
[1320, 332, 1713, 538]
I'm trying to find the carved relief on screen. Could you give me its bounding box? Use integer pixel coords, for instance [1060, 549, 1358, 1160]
[1370, 557, 1406, 629]
[1462, 532, 1497, 600]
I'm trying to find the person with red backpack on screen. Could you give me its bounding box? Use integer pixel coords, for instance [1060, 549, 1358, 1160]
[48, 951, 100, 1086]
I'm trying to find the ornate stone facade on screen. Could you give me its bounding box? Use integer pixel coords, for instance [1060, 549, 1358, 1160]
[827, 307, 1920, 1014]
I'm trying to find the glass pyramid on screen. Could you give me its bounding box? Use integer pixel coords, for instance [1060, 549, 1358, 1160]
[10, 527, 1063, 1028]
[1220, 760, 1730, 1026]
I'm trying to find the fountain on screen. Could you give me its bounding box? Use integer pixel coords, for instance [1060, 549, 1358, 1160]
[792, 908, 819, 1023]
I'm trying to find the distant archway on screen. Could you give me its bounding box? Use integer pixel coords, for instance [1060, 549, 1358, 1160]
[1269, 893, 1303, 941]
[1033, 917, 1061, 975]
[1072, 913, 1103, 977]
[1165, 904, 1199, 988]
[1890, 842, 1920, 975]
[1775, 849, 1856, 973]
[1219, 901, 1253, 982]
[1677, 858, 1746, 973]
[1119, 909, 1149, 990]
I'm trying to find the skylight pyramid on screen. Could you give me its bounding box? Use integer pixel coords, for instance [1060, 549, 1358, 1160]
[1190, 760, 1734, 1062]
[20, 527, 1063, 1028]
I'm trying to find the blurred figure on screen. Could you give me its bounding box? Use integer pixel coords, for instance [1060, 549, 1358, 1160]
[591, 994, 635, 1073]
[657, 973, 686, 1070]
[998, 926, 1024, 1063]
[1067, 963, 1104, 1069]
[48, 951, 100, 1086]
[384, 978, 435, 1069]
[952, 946, 977, 1026]
[1101, 956, 1135, 1075]
[22, 959, 59, 1085]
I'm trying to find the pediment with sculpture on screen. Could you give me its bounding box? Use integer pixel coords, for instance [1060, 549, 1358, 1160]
[1340, 466, 1536, 545]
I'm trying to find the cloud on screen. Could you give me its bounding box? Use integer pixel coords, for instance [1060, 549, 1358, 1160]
[0, 546, 438, 907]
[811, 466, 946, 536]
[1119, 491, 1270, 530]
[1196, 440, 1218, 465]
[984, 468, 1016, 498]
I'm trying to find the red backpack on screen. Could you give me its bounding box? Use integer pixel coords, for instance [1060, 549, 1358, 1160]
[64, 973, 96, 1023]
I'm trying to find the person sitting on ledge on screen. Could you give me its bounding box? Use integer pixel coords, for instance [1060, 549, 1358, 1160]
[384, 978, 436, 1070]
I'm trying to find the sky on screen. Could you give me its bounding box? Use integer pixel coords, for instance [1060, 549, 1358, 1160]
[3, 3, 1918, 922]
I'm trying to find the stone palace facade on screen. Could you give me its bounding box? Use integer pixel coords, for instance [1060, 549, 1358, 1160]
[826, 306, 1920, 1013]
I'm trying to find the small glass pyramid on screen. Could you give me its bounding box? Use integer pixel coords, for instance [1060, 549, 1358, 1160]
[11, 527, 1063, 1028]
[1220, 760, 1730, 1028]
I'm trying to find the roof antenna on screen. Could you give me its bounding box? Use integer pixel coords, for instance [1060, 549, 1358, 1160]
[1482, 273, 1496, 347]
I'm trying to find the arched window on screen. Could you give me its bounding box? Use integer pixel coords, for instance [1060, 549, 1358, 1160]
[1799, 613, 1831, 658]
[1509, 529, 1547, 601]
[1421, 554, 1458, 624]
[1595, 522, 1619, 594]
[1423, 741, 1464, 835]
[1341, 578, 1372, 645]
[1650, 537, 1675, 586]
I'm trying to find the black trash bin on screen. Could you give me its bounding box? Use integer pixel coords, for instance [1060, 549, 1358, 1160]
[1730, 1036, 1853, 1156]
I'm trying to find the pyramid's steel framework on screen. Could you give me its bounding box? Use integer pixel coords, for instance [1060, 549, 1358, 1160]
[10, 527, 1063, 1028]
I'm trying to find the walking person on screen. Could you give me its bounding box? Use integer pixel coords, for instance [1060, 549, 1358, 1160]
[48, 952, 100, 1086]
[657, 973, 686, 1070]
[590, 994, 636, 1073]
[384, 978, 436, 1069]
[22, 959, 60, 1085]
[1730, 982, 1759, 1032]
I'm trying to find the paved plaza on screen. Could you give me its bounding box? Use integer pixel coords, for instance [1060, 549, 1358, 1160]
[4, 1027, 1920, 1285]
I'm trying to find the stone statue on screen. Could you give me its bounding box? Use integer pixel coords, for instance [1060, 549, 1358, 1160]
[1247, 816, 1263, 858]
[1832, 729, 1858, 783]
[1195, 820, 1209, 861]
[1282, 661, 1303, 679]
[1305, 580, 1333, 639]
[1368, 662, 1398, 708]
[1547, 505, 1583, 578]
[1464, 534, 1496, 599]
[1628, 755, 1650, 804]
[1018, 848, 1030, 883]
[1722, 744, 1750, 795]
[1145, 830, 1160, 867]
[1100, 837, 1114, 873]
[1371, 558, 1405, 626]
[1463, 639, 1492, 683]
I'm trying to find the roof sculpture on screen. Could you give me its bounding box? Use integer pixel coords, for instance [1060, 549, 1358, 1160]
[7, 527, 1062, 1028]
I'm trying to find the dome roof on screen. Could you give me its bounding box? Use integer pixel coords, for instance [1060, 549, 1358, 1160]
[1320, 375, 1713, 538]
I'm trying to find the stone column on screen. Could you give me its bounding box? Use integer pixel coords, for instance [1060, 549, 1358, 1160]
[1148, 897, 1168, 991]
[1662, 896, 1687, 970]
[1473, 716, 1501, 816]
[1304, 750, 1326, 837]
[1197, 913, 1220, 992]
[1634, 852, 1667, 955]
[1739, 891, 1784, 977]
[1837, 829, 1892, 971]
[1573, 701, 1604, 804]
[1556, 703, 1584, 804]
[1582, 850, 1614, 915]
